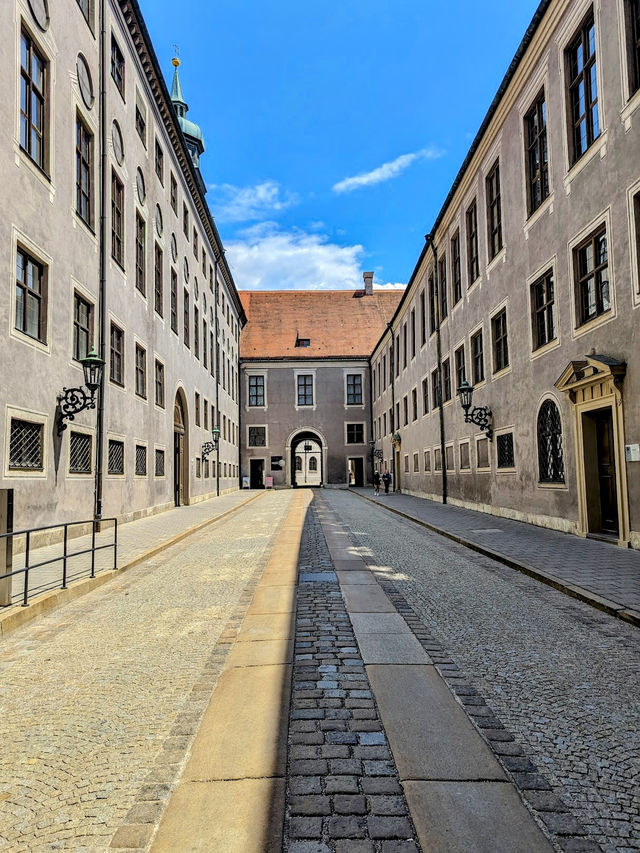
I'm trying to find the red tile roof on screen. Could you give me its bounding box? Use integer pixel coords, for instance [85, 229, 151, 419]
[239, 290, 404, 359]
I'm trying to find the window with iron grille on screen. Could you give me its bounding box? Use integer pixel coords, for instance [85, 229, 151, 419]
[154, 243, 163, 316]
[135, 444, 147, 476]
[486, 161, 503, 261]
[108, 439, 124, 475]
[183, 289, 190, 348]
[249, 375, 264, 406]
[155, 138, 163, 183]
[492, 309, 509, 373]
[451, 231, 462, 304]
[442, 358, 451, 402]
[497, 433, 515, 469]
[413, 452, 419, 473]
[110, 323, 123, 385]
[16, 247, 46, 342]
[410, 309, 416, 358]
[110, 36, 124, 98]
[525, 91, 549, 215]
[20, 30, 47, 170]
[248, 426, 266, 446]
[76, 116, 93, 226]
[471, 330, 484, 383]
[566, 14, 600, 164]
[466, 200, 479, 284]
[460, 442, 470, 470]
[135, 212, 146, 294]
[531, 270, 556, 349]
[155, 360, 164, 408]
[537, 400, 565, 483]
[155, 448, 165, 476]
[455, 346, 466, 392]
[575, 226, 610, 325]
[428, 275, 437, 334]
[424, 450, 431, 472]
[346, 374, 362, 405]
[439, 256, 448, 319]
[403, 395, 408, 426]
[297, 375, 313, 406]
[422, 378, 429, 415]
[73, 292, 92, 361]
[9, 419, 43, 470]
[111, 170, 124, 266]
[627, 0, 640, 95]
[346, 423, 364, 444]
[135, 344, 146, 398]
[420, 290, 426, 345]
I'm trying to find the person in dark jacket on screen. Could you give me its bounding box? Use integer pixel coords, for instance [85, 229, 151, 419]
[373, 470, 381, 496]
[382, 469, 392, 494]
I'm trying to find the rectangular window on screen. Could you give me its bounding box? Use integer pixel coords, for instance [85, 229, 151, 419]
[9, 418, 43, 470]
[154, 138, 164, 183]
[346, 423, 364, 444]
[404, 455, 409, 473]
[170, 268, 178, 332]
[73, 292, 92, 361]
[15, 247, 46, 342]
[203, 400, 208, 431]
[432, 369, 440, 409]
[248, 426, 266, 446]
[410, 309, 416, 358]
[442, 358, 451, 402]
[183, 202, 189, 238]
[183, 289, 190, 348]
[575, 226, 610, 325]
[455, 345, 466, 391]
[626, 0, 640, 95]
[428, 275, 437, 334]
[135, 343, 146, 398]
[445, 445, 454, 471]
[422, 377, 429, 415]
[135, 212, 146, 294]
[155, 448, 165, 476]
[135, 96, 146, 146]
[195, 392, 200, 426]
[110, 35, 124, 98]
[193, 227, 198, 260]
[420, 290, 426, 345]
[346, 374, 362, 405]
[403, 395, 408, 426]
[154, 359, 164, 407]
[202, 319, 207, 369]
[170, 172, 177, 213]
[525, 91, 549, 215]
[497, 433, 515, 469]
[110, 323, 123, 385]
[466, 200, 479, 284]
[69, 431, 92, 474]
[451, 231, 462, 304]
[75, 116, 93, 226]
[396, 334, 400, 376]
[402, 323, 407, 368]
[412, 388, 418, 421]
[460, 442, 470, 470]
[492, 309, 509, 373]
[383, 413, 387, 435]
[566, 14, 600, 164]
[154, 244, 163, 316]
[413, 452, 419, 473]
[107, 439, 124, 475]
[76, 0, 91, 24]
[135, 445, 147, 476]
[297, 375, 313, 406]
[424, 449, 431, 472]
[634, 192, 640, 293]
[389, 407, 394, 431]
[20, 30, 47, 170]
[210, 331, 215, 377]
[202, 248, 207, 276]
[531, 269, 556, 350]
[471, 330, 484, 384]
[439, 256, 448, 319]
[111, 170, 124, 266]
[486, 161, 503, 260]
[194, 306, 200, 359]
[477, 437, 490, 468]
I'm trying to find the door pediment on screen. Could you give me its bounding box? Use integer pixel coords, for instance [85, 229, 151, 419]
[555, 355, 626, 399]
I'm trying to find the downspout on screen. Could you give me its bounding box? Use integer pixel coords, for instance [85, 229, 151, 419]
[368, 360, 374, 485]
[426, 233, 447, 505]
[214, 257, 220, 497]
[386, 323, 396, 491]
[94, 0, 107, 522]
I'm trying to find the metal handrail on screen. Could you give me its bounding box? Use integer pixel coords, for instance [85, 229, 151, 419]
[0, 517, 118, 607]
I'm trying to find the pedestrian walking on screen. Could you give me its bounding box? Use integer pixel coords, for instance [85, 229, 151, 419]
[373, 470, 381, 496]
[382, 469, 391, 494]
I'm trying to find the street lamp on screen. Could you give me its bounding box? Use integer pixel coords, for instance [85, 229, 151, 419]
[56, 346, 105, 435]
[458, 380, 493, 440]
[201, 424, 220, 461]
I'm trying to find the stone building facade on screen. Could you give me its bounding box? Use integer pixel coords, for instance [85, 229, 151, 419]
[0, 0, 244, 532]
[371, 0, 640, 548]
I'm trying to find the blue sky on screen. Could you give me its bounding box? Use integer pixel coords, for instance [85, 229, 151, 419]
[139, 0, 541, 290]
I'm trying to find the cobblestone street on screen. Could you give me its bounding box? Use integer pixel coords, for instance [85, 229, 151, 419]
[324, 490, 640, 853]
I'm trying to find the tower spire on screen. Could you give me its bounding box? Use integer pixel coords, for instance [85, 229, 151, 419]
[169, 53, 205, 172]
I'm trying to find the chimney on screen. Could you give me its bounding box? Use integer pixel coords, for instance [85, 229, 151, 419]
[363, 271, 374, 296]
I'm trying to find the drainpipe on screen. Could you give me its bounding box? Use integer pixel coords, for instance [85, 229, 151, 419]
[214, 257, 220, 497]
[386, 323, 396, 491]
[426, 233, 447, 505]
[94, 0, 107, 522]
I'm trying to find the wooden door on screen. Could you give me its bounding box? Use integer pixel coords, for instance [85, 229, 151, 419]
[594, 410, 618, 535]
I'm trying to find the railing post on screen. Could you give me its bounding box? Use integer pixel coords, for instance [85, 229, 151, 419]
[90, 520, 96, 578]
[22, 531, 30, 607]
[113, 519, 118, 571]
[62, 524, 68, 589]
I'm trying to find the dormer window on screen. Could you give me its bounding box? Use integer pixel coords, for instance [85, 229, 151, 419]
[296, 337, 310, 348]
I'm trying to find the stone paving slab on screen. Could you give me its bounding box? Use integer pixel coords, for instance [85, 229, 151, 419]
[247, 584, 297, 614]
[336, 571, 378, 585]
[350, 613, 412, 634]
[235, 611, 296, 641]
[341, 583, 397, 613]
[225, 636, 294, 668]
[356, 633, 432, 665]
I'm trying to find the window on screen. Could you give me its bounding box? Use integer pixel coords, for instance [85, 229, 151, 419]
[477, 437, 490, 468]
[155, 360, 164, 407]
[203, 318, 207, 369]
[18, 31, 46, 173]
[575, 226, 610, 325]
[183, 203, 189, 238]
[402, 323, 407, 368]
[249, 427, 266, 446]
[210, 331, 215, 377]
[135, 344, 146, 398]
[202, 248, 207, 276]
[135, 445, 147, 476]
[466, 200, 479, 284]
[183, 289, 190, 348]
[170, 269, 178, 333]
[309, 457, 318, 472]
[486, 161, 503, 261]
[131, 214, 145, 297]
[428, 275, 437, 335]
[110, 323, 123, 385]
[110, 36, 124, 98]
[497, 433, 515, 469]
[627, 0, 640, 96]
[297, 375, 313, 406]
[471, 330, 484, 384]
[73, 293, 92, 361]
[75, 116, 93, 226]
[404, 455, 410, 473]
[194, 306, 200, 359]
[154, 244, 163, 316]
[16, 248, 46, 342]
[111, 170, 124, 266]
[635, 192, 640, 294]
[442, 358, 451, 402]
[410, 309, 416, 358]
[445, 446, 454, 471]
[403, 395, 408, 426]
[69, 432, 92, 474]
[203, 400, 208, 431]
[439, 256, 448, 319]
[170, 172, 177, 213]
[76, 0, 91, 25]
[424, 450, 431, 472]
[389, 407, 394, 431]
[460, 442, 470, 470]
[9, 418, 43, 470]
[566, 13, 600, 164]
[347, 374, 362, 405]
[451, 231, 462, 304]
[422, 378, 429, 415]
[455, 345, 466, 392]
[531, 269, 556, 350]
[383, 413, 387, 435]
[413, 452, 419, 473]
[108, 439, 124, 475]
[295, 337, 310, 348]
[525, 91, 549, 215]
[248, 375, 264, 406]
[194, 392, 200, 427]
[135, 96, 146, 146]
[538, 400, 565, 483]
[412, 388, 418, 421]
[432, 369, 440, 409]
[396, 335, 400, 376]
[193, 227, 198, 260]
[420, 290, 426, 346]
[155, 448, 165, 476]
[155, 138, 164, 183]
[347, 423, 364, 444]
[492, 309, 509, 373]
[295, 455, 302, 471]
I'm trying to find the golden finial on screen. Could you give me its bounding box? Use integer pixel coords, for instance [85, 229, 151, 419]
[172, 45, 180, 67]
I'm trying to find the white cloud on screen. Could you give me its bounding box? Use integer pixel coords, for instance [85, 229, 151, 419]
[208, 180, 298, 223]
[332, 146, 445, 193]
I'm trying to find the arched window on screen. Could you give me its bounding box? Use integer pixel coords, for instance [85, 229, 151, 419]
[309, 456, 317, 471]
[537, 399, 565, 483]
[295, 455, 302, 471]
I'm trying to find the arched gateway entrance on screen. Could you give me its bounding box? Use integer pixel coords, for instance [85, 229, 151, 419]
[290, 430, 324, 487]
[173, 390, 189, 506]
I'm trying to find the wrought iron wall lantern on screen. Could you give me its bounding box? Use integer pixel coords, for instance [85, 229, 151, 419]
[458, 380, 493, 440]
[56, 347, 105, 435]
[201, 425, 221, 461]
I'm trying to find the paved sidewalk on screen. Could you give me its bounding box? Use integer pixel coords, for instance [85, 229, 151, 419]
[354, 488, 640, 623]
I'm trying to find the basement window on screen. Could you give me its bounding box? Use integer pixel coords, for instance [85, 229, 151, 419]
[295, 337, 310, 347]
